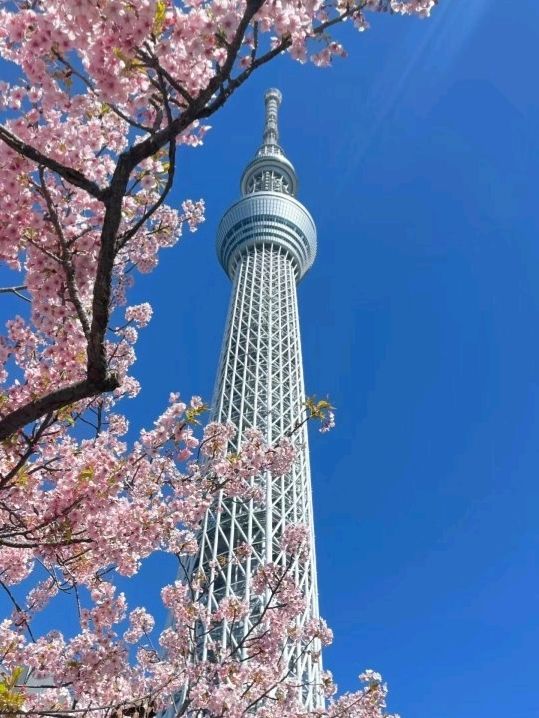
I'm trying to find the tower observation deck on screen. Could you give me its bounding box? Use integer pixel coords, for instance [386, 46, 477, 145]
[190, 89, 322, 709]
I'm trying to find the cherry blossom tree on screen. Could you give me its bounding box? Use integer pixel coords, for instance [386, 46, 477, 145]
[0, 0, 437, 715]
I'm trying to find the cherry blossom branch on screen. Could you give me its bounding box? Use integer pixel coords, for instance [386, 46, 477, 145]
[117, 70, 177, 250]
[0, 536, 91, 549]
[0, 578, 36, 641]
[0, 412, 55, 490]
[0, 125, 106, 200]
[52, 51, 153, 134]
[0, 700, 157, 717]
[227, 564, 291, 659]
[244, 639, 317, 714]
[0, 376, 119, 441]
[38, 167, 91, 338]
[137, 45, 194, 107]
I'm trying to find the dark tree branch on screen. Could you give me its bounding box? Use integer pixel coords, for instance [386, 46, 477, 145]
[117, 66, 177, 250]
[137, 44, 194, 107]
[0, 412, 55, 490]
[0, 377, 118, 442]
[0, 578, 36, 641]
[38, 167, 92, 338]
[0, 537, 91, 548]
[0, 125, 106, 200]
[52, 51, 153, 133]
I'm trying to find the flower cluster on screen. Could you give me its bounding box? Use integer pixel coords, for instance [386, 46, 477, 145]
[0, 395, 351, 715]
[280, 522, 311, 557]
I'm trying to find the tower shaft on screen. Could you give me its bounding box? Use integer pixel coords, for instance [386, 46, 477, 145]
[190, 90, 322, 709]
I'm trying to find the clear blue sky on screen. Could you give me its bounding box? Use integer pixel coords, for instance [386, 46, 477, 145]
[2, 1, 539, 716]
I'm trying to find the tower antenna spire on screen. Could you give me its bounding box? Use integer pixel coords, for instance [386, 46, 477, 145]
[242, 89, 297, 195]
[262, 88, 282, 148]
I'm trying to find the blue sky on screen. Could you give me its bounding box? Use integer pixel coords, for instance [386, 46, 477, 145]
[2, 1, 539, 716]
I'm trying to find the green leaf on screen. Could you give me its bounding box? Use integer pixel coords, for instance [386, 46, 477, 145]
[153, 0, 167, 36]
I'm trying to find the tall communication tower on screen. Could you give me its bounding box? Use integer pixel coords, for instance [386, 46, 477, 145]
[192, 89, 322, 708]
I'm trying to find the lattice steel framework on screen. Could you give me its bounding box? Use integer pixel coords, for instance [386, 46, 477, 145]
[189, 89, 323, 709]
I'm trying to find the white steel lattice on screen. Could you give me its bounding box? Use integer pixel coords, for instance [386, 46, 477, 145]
[188, 89, 323, 710]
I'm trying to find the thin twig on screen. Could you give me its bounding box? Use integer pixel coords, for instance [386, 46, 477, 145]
[0, 285, 30, 302]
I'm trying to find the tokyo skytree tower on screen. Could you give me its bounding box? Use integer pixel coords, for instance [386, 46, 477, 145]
[191, 88, 322, 708]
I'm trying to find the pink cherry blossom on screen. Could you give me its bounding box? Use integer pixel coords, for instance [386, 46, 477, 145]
[125, 303, 153, 328]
